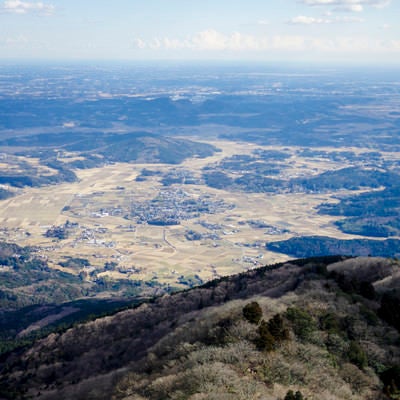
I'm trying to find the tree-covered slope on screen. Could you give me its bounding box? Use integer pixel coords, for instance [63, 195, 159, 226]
[267, 236, 400, 258]
[0, 132, 217, 193]
[318, 185, 400, 237]
[1, 256, 400, 400]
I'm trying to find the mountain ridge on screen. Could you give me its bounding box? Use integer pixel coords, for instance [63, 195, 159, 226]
[1, 255, 400, 399]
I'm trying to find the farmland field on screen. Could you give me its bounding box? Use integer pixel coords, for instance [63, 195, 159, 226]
[0, 139, 391, 285]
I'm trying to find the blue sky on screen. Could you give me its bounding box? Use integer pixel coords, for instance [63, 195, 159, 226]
[0, 0, 399, 64]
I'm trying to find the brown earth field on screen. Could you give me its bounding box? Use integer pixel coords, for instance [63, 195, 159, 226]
[0, 139, 392, 285]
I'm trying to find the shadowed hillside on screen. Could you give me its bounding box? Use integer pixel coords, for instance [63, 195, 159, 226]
[0, 132, 217, 193]
[1, 256, 400, 400]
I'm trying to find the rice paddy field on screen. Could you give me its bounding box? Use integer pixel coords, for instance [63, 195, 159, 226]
[0, 139, 383, 285]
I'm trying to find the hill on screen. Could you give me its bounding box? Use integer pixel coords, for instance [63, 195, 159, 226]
[0, 241, 169, 313]
[1, 256, 400, 400]
[0, 132, 217, 193]
[267, 236, 400, 258]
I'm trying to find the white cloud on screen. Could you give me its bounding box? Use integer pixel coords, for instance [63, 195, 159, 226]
[336, 4, 364, 12]
[132, 29, 400, 55]
[135, 30, 270, 52]
[289, 15, 331, 24]
[191, 29, 228, 50]
[0, 34, 28, 46]
[337, 15, 364, 22]
[1, 0, 55, 15]
[389, 40, 400, 51]
[300, 0, 391, 12]
[133, 38, 147, 49]
[289, 14, 363, 24]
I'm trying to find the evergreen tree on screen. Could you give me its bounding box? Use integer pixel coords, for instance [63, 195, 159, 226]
[243, 301, 263, 324]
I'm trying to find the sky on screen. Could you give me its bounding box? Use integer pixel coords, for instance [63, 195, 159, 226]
[0, 0, 399, 64]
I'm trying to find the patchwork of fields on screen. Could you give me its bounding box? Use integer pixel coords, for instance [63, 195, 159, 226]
[0, 139, 387, 285]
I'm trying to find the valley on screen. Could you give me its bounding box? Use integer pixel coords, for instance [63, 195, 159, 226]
[1, 1, 400, 398]
[0, 63, 399, 332]
[0, 138, 398, 289]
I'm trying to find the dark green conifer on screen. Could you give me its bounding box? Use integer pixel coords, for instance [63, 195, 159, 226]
[243, 301, 263, 324]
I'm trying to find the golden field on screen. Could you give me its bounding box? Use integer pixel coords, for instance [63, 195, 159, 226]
[0, 139, 387, 284]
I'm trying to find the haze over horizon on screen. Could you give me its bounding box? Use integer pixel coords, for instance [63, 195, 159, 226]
[0, 0, 399, 64]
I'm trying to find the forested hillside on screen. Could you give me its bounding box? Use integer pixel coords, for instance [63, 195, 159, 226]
[1, 256, 399, 400]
